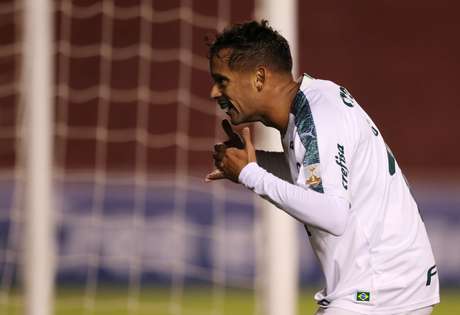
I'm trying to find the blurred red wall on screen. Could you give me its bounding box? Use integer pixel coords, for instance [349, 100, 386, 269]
[0, 0, 458, 177]
[298, 0, 460, 175]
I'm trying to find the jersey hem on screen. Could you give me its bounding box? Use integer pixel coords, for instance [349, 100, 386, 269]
[326, 296, 440, 315]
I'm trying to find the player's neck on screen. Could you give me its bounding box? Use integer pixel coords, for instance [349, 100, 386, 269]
[261, 77, 300, 135]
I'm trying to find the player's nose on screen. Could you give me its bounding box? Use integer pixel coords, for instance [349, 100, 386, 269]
[210, 84, 221, 99]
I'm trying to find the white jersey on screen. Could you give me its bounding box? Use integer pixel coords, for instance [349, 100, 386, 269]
[239, 75, 439, 314]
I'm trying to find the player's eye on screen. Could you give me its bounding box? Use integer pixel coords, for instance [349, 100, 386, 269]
[216, 79, 227, 89]
[212, 75, 228, 89]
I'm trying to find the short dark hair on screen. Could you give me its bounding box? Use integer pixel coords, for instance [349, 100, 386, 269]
[208, 20, 292, 73]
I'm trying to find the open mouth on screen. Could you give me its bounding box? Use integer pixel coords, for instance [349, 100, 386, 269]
[217, 97, 237, 117]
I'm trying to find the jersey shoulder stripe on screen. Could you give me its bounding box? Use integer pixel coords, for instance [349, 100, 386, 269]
[292, 90, 323, 193]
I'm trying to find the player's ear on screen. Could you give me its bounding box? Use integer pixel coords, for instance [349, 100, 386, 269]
[254, 67, 265, 92]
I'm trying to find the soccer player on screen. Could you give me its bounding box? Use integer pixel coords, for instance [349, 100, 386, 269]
[205, 20, 440, 315]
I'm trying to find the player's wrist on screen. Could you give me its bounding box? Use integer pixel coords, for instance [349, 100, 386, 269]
[238, 162, 262, 186]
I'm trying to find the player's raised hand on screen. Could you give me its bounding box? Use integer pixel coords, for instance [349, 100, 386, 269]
[206, 127, 256, 183]
[221, 127, 256, 182]
[205, 120, 242, 182]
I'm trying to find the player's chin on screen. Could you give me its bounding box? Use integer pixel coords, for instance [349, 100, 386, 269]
[231, 113, 260, 125]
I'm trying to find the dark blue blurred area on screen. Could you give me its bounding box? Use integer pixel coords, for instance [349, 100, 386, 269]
[1, 179, 459, 288]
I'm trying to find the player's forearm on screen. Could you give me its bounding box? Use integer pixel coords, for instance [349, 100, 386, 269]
[255, 150, 292, 183]
[239, 162, 349, 236]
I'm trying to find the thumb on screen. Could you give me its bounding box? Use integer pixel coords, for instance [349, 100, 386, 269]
[241, 127, 252, 147]
[241, 127, 256, 162]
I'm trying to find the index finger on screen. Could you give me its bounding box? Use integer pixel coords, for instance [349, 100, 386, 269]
[222, 119, 237, 140]
[222, 119, 245, 149]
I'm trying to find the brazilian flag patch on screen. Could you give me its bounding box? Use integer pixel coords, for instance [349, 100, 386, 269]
[356, 291, 370, 302]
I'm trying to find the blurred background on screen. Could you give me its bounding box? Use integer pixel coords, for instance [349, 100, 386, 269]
[0, 0, 459, 314]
